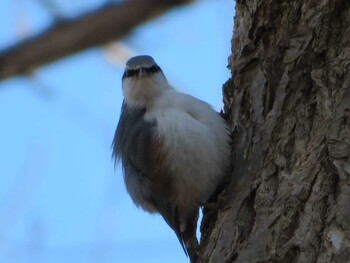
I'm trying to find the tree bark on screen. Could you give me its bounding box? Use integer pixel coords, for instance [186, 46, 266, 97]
[199, 0, 350, 262]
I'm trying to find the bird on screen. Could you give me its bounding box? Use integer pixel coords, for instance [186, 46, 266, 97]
[112, 55, 230, 262]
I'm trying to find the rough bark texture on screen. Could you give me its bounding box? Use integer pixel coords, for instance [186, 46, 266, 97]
[199, 0, 350, 262]
[0, 0, 193, 81]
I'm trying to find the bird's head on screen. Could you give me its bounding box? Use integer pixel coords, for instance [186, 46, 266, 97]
[122, 55, 170, 109]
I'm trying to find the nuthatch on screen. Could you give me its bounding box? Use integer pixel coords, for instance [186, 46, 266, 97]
[112, 55, 230, 262]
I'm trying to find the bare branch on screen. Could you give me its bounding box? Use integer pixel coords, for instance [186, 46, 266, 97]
[0, 0, 194, 80]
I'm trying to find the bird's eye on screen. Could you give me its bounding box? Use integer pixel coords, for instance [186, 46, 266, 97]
[123, 69, 140, 79]
[148, 65, 161, 73]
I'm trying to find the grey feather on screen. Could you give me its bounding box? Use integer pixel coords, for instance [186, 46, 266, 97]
[112, 102, 154, 209]
[112, 102, 192, 257]
[126, 55, 156, 69]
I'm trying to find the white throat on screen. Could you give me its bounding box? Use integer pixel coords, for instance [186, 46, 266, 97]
[122, 72, 170, 108]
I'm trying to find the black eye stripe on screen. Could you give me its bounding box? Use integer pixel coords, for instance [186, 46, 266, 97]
[147, 65, 161, 73]
[122, 65, 162, 79]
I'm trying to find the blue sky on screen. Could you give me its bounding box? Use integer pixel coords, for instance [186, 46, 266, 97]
[0, 0, 234, 262]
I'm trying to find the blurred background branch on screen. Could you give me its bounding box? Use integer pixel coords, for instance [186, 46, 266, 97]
[0, 0, 194, 81]
[0, 1, 232, 261]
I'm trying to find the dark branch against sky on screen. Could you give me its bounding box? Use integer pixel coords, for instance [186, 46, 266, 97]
[0, 0, 194, 81]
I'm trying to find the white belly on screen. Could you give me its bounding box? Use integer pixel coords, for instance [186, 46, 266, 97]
[144, 94, 229, 207]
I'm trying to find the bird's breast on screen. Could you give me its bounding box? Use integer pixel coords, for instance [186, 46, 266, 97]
[144, 106, 222, 206]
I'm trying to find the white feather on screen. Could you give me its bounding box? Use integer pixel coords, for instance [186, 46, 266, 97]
[144, 87, 230, 208]
[122, 72, 169, 109]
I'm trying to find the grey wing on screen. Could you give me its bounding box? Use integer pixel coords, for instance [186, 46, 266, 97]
[112, 103, 188, 254]
[112, 103, 156, 211]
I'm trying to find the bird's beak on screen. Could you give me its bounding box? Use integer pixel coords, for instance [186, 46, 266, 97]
[138, 68, 148, 78]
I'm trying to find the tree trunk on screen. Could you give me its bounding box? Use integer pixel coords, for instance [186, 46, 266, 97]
[199, 0, 350, 262]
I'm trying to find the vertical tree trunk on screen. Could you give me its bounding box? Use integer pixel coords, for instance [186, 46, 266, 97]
[199, 0, 350, 262]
